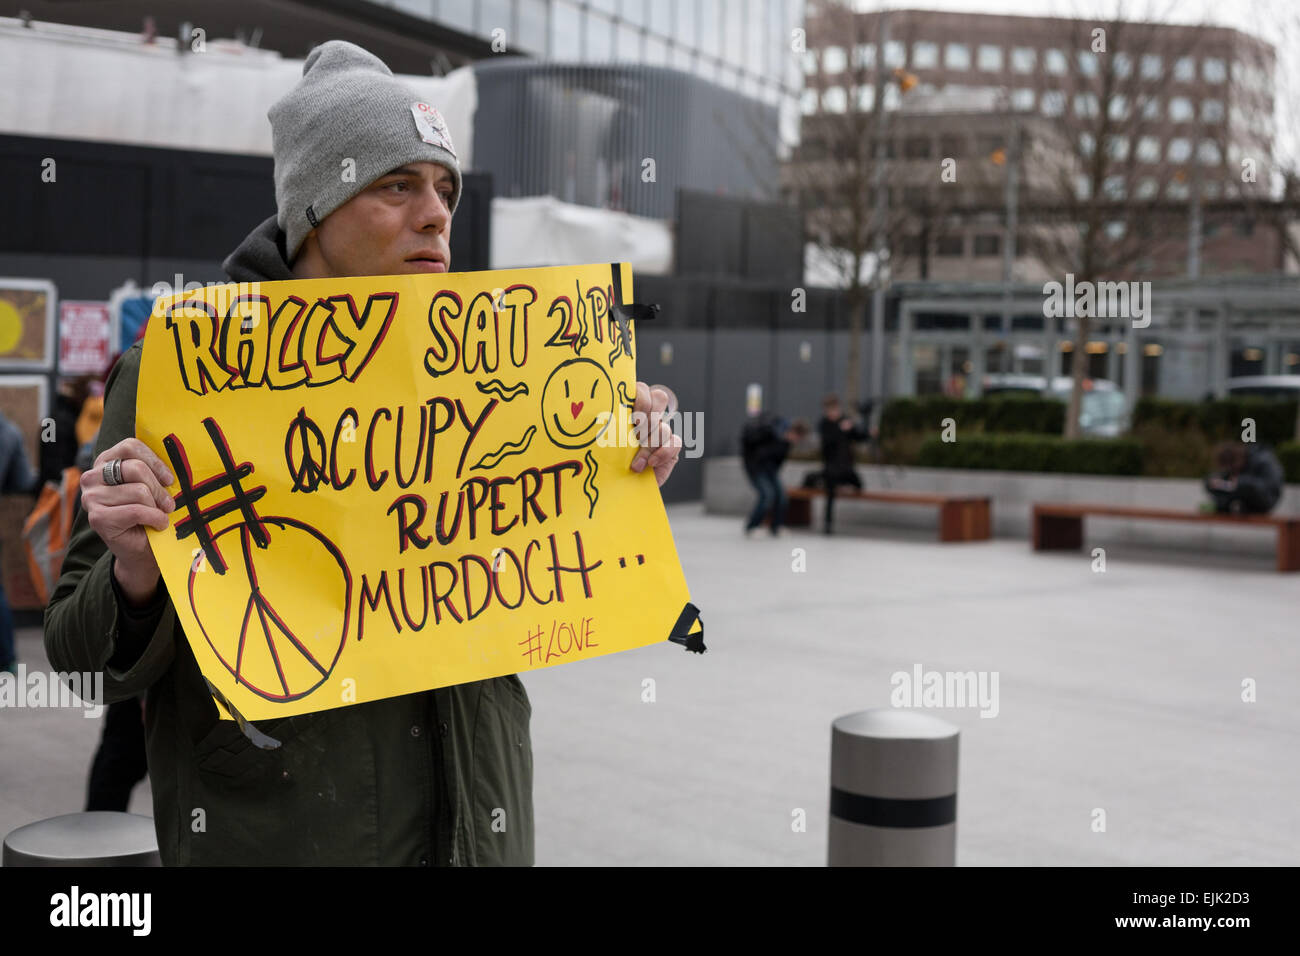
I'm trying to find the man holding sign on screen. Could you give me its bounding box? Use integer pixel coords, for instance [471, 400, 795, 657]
[45, 41, 687, 866]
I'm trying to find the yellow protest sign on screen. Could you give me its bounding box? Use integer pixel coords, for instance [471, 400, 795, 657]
[137, 263, 702, 722]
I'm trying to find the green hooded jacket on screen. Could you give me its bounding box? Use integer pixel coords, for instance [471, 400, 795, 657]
[43, 215, 534, 866]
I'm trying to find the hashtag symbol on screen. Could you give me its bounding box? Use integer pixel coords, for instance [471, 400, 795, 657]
[517, 625, 543, 666]
[165, 417, 268, 574]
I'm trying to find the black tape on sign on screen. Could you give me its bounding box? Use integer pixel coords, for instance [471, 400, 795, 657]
[829, 788, 957, 829]
[204, 677, 283, 750]
[667, 602, 706, 653]
[608, 261, 659, 359]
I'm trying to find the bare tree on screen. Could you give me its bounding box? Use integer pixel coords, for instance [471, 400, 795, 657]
[786, 0, 950, 412]
[1024, 6, 1230, 437]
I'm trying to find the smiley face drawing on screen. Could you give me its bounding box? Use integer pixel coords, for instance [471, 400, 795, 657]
[541, 357, 615, 449]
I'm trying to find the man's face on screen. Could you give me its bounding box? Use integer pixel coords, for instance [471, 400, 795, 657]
[292, 161, 454, 279]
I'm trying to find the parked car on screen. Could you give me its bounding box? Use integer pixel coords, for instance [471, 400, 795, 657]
[1225, 375, 1300, 401]
[980, 373, 1130, 436]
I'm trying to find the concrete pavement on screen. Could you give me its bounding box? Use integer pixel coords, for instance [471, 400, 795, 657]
[3, 502, 1297, 865]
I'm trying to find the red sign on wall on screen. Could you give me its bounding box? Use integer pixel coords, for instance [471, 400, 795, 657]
[58, 301, 112, 375]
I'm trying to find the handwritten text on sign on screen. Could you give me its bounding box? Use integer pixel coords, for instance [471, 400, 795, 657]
[136, 263, 693, 722]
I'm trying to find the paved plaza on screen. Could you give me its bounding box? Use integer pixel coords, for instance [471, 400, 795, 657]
[3, 502, 1297, 865]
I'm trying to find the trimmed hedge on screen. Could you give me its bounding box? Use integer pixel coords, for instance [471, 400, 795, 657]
[1280, 441, 1300, 483]
[1132, 396, 1298, 446]
[916, 434, 1144, 475]
[881, 396, 1065, 437]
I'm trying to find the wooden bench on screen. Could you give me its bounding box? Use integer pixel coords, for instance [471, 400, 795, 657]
[1031, 503, 1300, 572]
[784, 486, 991, 541]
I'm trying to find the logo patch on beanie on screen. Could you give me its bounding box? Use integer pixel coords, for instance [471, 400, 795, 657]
[410, 102, 456, 158]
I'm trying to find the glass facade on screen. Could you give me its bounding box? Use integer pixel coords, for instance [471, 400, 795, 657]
[372, 0, 804, 139]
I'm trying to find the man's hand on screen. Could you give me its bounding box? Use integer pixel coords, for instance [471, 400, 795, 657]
[82, 438, 176, 607]
[630, 382, 682, 487]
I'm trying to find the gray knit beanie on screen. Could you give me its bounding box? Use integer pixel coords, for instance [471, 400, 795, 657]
[269, 40, 462, 262]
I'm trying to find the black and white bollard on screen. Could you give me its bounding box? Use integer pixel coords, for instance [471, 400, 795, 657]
[828, 709, 959, 866]
[3, 812, 160, 867]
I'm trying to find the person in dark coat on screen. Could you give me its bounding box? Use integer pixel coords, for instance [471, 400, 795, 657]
[39, 376, 95, 487]
[741, 414, 808, 535]
[808, 394, 867, 534]
[1204, 441, 1285, 514]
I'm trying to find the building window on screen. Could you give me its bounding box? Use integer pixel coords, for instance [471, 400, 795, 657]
[823, 86, 847, 113]
[1044, 48, 1067, 74]
[936, 235, 964, 256]
[517, 0, 549, 55]
[904, 136, 932, 158]
[674, 0, 696, 46]
[1074, 92, 1099, 117]
[1136, 176, 1158, 198]
[616, 21, 641, 61]
[1108, 94, 1129, 120]
[1041, 90, 1065, 116]
[853, 43, 875, 69]
[823, 45, 847, 73]
[1074, 174, 1091, 199]
[1167, 138, 1191, 162]
[977, 45, 1003, 71]
[644, 33, 667, 65]
[1077, 50, 1098, 75]
[1141, 97, 1161, 120]
[1136, 136, 1161, 162]
[856, 84, 874, 111]
[587, 12, 613, 60]
[1079, 132, 1095, 156]
[902, 186, 929, 206]
[939, 134, 965, 158]
[551, 0, 583, 59]
[973, 234, 1001, 256]
[944, 43, 971, 70]
[1198, 139, 1222, 164]
[698, 0, 720, 57]
[1106, 135, 1129, 161]
[1011, 46, 1036, 73]
[1140, 54, 1162, 79]
[912, 41, 938, 69]
[1168, 96, 1193, 122]
[884, 40, 905, 68]
[1011, 88, 1035, 111]
[1114, 51, 1133, 77]
[1103, 177, 1125, 199]
[1203, 57, 1226, 83]
[1105, 220, 1126, 240]
[800, 88, 819, 115]
[1201, 99, 1224, 122]
[802, 50, 819, 74]
[1173, 56, 1196, 81]
[475, 0, 509, 35]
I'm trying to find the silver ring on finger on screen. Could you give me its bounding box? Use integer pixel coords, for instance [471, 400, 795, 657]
[103, 459, 124, 487]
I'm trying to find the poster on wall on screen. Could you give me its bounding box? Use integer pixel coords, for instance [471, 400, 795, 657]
[0, 375, 50, 611]
[58, 301, 112, 376]
[0, 278, 57, 370]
